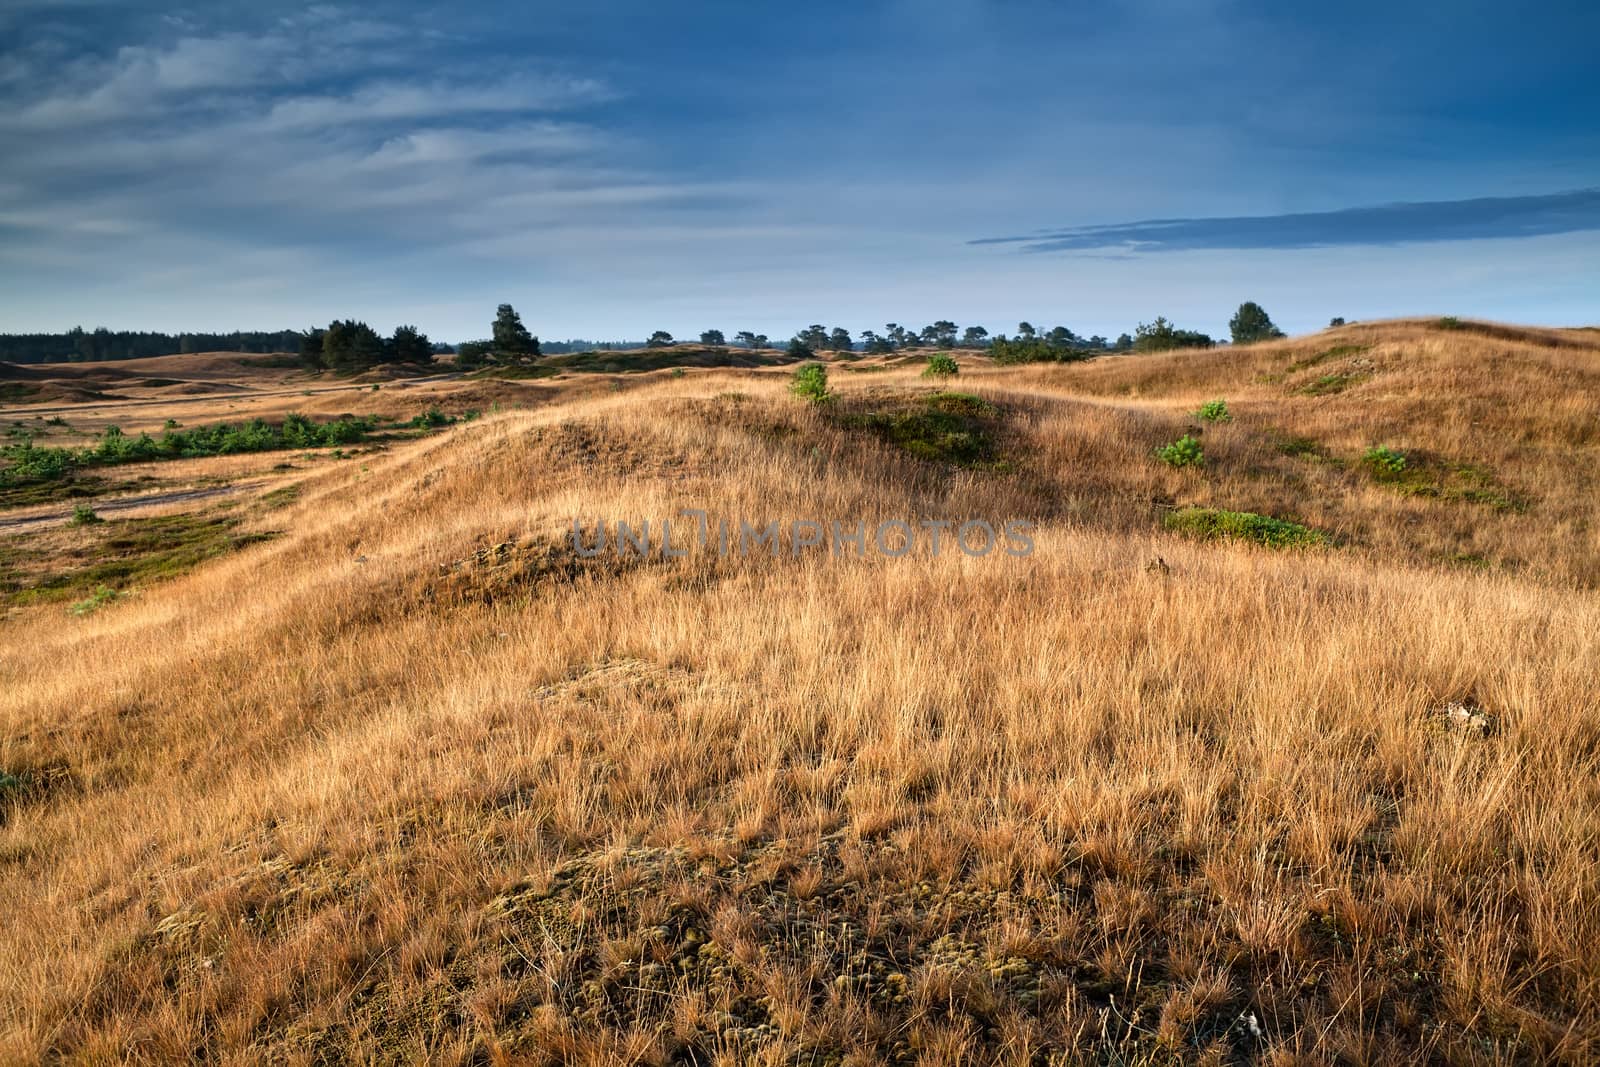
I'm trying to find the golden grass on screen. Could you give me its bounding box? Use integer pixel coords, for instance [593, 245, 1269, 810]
[1, 321, 1598, 1063]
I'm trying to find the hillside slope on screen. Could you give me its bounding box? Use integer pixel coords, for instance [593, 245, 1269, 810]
[1, 320, 1598, 1064]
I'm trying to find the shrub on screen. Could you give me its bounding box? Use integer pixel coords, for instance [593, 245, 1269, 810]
[70, 585, 120, 615]
[1196, 399, 1231, 422]
[1165, 506, 1324, 548]
[1363, 445, 1408, 478]
[923, 353, 959, 379]
[69, 504, 103, 526]
[1436, 316, 1465, 330]
[1156, 435, 1204, 468]
[790, 363, 831, 404]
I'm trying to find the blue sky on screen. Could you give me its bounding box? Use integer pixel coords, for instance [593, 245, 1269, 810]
[1, 1, 1596, 342]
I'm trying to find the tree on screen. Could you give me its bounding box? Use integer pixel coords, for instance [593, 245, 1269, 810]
[699, 329, 725, 346]
[920, 320, 957, 347]
[492, 304, 539, 363]
[827, 327, 852, 353]
[1134, 317, 1214, 352]
[861, 330, 893, 355]
[801, 324, 829, 350]
[1229, 301, 1285, 345]
[1115, 333, 1134, 351]
[735, 330, 769, 349]
[298, 327, 326, 370]
[960, 326, 988, 348]
[647, 330, 675, 348]
[387, 325, 434, 365]
[1046, 326, 1077, 347]
[884, 324, 908, 349]
[1017, 321, 1036, 340]
[787, 336, 814, 359]
[321, 320, 385, 373]
[1329, 316, 1346, 327]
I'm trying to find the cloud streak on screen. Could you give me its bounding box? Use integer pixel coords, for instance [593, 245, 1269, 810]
[973, 189, 1600, 253]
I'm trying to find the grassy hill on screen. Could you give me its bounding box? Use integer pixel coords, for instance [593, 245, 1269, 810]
[1, 320, 1597, 1063]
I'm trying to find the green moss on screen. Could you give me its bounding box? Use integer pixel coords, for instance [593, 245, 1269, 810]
[1165, 506, 1325, 548]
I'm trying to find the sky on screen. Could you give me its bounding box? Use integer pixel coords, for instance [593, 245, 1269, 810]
[0, 0, 1596, 343]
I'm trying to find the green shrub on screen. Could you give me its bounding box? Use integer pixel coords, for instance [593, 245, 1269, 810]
[1436, 316, 1465, 330]
[1165, 506, 1324, 548]
[1363, 445, 1408, 478]
[69, 503, 103, 526]
[70, 585, 120, 615]
[1196, 399, 1231, 422]
[922, 353, 959, 379]
[790, 363, 831, 404]
[1156, 434, 1204, 468]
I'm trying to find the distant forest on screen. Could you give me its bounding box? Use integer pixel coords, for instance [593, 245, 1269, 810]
[0, 327, 306, 364]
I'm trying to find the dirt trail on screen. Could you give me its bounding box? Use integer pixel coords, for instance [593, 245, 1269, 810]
[0, 482, 259, 535]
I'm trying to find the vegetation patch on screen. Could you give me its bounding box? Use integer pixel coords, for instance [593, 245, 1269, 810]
[1165, 506, 1325, 548]
[790, 363, 832, 404]
[1155, 434, 1204, 468]
[1362, 448, 1521, 509]
[0, 382, 42, 402]
[1272, 432, 1335, 462]
[841, 392, 1001, 467]
[1, 511, 276, 606]
[921, 353, 959, 379]
[1298, 373, 1365, 396]
[1195, 399, 1231, 422]
[0, 414, 380, 488]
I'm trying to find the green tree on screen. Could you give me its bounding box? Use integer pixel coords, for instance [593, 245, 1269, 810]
[861, 330, 892, 354]
[298, 327, 326, 370]
[1229, 301, 1285, 344]
[787, 336, 815, 359]
[1134, 317, 1214, 352]
[735, 331, 766, 349]
[322, 320, 384, 373]
[699, 329, 725, 346]
[492, 304, 539, 363]
[387, 325, 434, 365]
[647, 330, 675, 348]
[960, 326, 988, 347]
[827, 327, 853, 352]
[1329, 316, 1346, 327]
[1016, 321, 1036, 340]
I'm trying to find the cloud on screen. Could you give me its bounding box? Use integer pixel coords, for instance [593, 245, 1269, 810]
[973, 189, 1600, 253]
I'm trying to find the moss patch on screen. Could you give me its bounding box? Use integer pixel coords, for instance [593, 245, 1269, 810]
[1165, 506, 1325, 548]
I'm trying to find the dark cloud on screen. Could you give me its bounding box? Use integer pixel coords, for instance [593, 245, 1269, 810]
[973, 189, 1600, 253]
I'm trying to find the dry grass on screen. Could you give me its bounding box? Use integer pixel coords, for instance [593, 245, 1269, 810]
[1, 320, 1598, 1064]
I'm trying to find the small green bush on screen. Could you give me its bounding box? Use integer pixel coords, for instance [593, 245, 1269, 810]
[70, 585, 120, 615]
[1165, 506, 1324, 548]
[1156, 434, 1204, 468]
[1196, 399, 1231, 422]
[1436, 316, 1465, 330]
[922, 353, 959, 379]
[790, 363, 831, 404]
[1363, 445, 1408, 478]
[69, 503, 103, 526]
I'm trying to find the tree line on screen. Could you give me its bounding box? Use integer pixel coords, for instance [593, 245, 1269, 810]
[3, 301, 1298, 370]
[0, 327, 308, 364]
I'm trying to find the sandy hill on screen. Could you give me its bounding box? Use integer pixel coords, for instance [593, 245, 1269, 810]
[1, 319, 1597, 1063]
